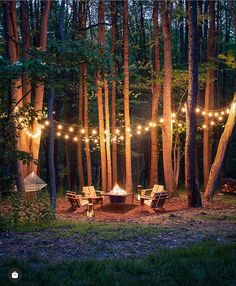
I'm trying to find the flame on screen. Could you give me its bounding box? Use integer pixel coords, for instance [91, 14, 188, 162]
[110, 183, 127, 195]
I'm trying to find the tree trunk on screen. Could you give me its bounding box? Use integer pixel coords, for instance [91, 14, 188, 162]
[97, 0, 107, 192]
[205, 94, 236, 201]
[161, 1, 177, 197]
[59, 0, 65, 40]
[179, 0, 184, 65]
[111, 0, 118, 185]
[20, 0, 31, 105]
[78, 73, 84, 190]
[83, 67, 92, 186]
[203, 0, 215, 189]
[3, 0, 25, 195]
[30, 0, 51, 174]
[174, 131, 181, 188]
[149, 0, 161, 187]
[184, 0, 189, 63]
[104, 79, 112, 191]
[185, 1, 202, 208]
[48, 85, 57, 210]
[123, 0, 132, 192]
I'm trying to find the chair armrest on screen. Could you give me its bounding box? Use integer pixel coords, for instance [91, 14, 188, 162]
[96, 190, 105, 196]
[141, 189, 152, 196]
[139, 195, 151, 200]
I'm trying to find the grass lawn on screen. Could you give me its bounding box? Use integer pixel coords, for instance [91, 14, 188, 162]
[1, 242, 236, 286]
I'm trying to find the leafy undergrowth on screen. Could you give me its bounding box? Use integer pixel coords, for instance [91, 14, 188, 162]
[1, 242, 235, 286]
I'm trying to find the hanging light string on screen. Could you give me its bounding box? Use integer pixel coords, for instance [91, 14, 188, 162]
[21, 99, 235, 142]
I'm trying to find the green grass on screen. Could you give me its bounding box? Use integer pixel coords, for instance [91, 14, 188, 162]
[0, 218, 170, 240]
[0, 242, 235, 286]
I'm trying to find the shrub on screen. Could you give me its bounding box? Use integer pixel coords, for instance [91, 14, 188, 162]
[0, 191, 54, 230]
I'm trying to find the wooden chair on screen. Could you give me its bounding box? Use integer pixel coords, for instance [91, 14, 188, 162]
[139, 185, 168, 211]
[66, 191, 89, 209]
[82, 186, 104, 208]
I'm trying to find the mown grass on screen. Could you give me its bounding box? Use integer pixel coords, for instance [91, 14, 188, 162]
[1, 242, 235, 286]
[0, 217, 171, 241]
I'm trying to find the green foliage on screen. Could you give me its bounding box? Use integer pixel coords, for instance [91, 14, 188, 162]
[218, 51, 236, 69]
[0, 192, 54, 230]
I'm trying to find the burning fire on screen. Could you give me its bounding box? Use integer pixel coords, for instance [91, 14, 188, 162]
[110, 183, 127, 195]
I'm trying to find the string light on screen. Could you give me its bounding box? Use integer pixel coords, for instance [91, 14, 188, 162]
[73, 137, 78, 141]
[57, 132, 61, 136]
[92, 129, 97, 135]
[65, 134, 69, 139]
[81, 128, 85, 134]
[57, 124, 63, 130]
[69, 126, 74, 132]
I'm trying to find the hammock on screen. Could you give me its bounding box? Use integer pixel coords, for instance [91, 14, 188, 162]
[23, 172, 47, 192]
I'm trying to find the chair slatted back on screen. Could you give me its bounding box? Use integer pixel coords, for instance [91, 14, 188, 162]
[83, 186, 97, 198]
[66, 192, 81, 208]
[150, 184, 165, 198]
[150, 192, 168, 209]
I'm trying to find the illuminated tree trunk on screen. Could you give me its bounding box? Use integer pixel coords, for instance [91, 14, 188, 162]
[78, 74, 84, 190]
[161, 1, 177, 197]
[30, 0, 51, 174]
[203, 0, 215, 189]
[174, 131, 181, 188]
[185, 1, 202, 208]
[205, 94, 236, 201]
[123, 0, 132, 192]
[97, 0, 107, 192]
[3, 0, 25, 194]
[83, 67, 92, 186]
[20, 0, 31, 105]
[111, 0, 118, 185]
[20, 0, 32, 177]
[149, 0, 161, 187]
[104, 79, 112, 191]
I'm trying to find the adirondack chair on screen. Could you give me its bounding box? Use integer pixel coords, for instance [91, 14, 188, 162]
[82, 186, 104, 208]
[66, 191, 89, 209]
[139, 185, 168, 211]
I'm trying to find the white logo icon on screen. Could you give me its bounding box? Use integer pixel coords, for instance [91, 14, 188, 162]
[11, 271, 19, 279]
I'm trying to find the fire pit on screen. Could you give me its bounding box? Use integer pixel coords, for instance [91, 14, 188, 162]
[108, 184, 128, 204]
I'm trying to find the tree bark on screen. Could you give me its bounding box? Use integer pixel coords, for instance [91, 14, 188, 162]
[111, 0, 118, 185]
[179, 0, 184, 65]
[185, 1, 202, 208]
[30, 0, 51, 174]
[48, 85, 57, 210]
[149, 0, 161, 187]
[78, 73, 84, 190]
[203, 0, 215, 189]
[3, 0, 25, 195]
[97, 0, 107, 192]
[104, 79, 112, 191]
[123, 0, 132, 192]
[205, 94, 236, 201]
[83, 67, 92, 186]
[161, 1, 177, 197]
[59, 0, 65, 40]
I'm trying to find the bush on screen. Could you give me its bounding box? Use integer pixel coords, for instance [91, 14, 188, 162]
[0, 191, 54, 230]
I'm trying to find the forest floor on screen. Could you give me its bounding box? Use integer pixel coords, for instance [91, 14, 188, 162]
[0, 193, 236, 264]
[0, 193, 236, 285]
